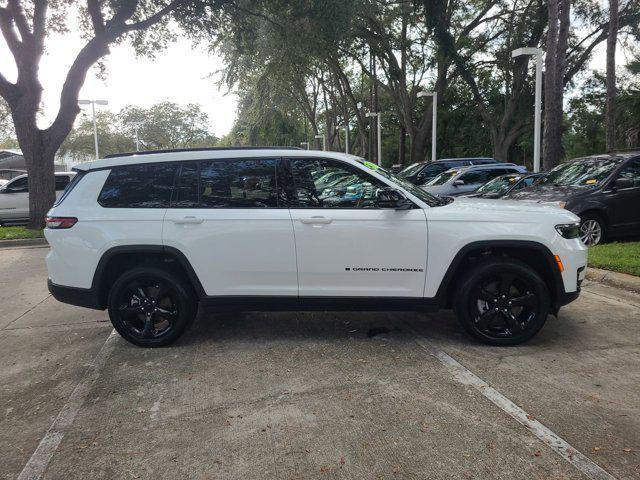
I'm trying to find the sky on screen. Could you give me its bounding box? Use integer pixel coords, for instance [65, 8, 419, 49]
[0, 23, 238, 138]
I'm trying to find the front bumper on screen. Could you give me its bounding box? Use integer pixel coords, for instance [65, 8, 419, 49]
[48, 279, 104, 310]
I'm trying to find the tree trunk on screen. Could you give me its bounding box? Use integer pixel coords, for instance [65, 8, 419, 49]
[399, 127, 406, 167]
[605, 0, 619, 152]
[543, 0, 570, 170]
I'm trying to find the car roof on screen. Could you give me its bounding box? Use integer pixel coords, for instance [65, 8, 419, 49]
[9, 171, 76, 180]
[75, 148, 365, 171]
[447, 163, 520, 172]
[568, 152, 640, 163]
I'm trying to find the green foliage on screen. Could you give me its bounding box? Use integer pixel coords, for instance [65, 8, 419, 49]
[60, 102, 218, 160]
[0, 226, 44, 240]
[589, 242, 640, 277]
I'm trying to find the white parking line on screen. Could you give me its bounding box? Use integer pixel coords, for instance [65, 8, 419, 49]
[408, 328, 617, 480]
[17, 329, 118, 480]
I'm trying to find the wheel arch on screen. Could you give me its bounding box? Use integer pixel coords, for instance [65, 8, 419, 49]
[434, 240, 565, 311]
[92, 245, 205, 309]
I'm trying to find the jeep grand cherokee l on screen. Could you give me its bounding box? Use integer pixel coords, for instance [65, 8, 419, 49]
[45, 147, 587, 347]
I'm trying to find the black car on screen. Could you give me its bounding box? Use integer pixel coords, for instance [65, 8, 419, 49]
[463, 173, 545, 199]
[508, 152, 640, 245]
[397, 157, 499, 185]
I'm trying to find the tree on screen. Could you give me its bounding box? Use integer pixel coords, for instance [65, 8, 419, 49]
[0, 0, 198, 228]
[605, 0, 619, 152]
[59, 111, 134, 161]
[119, 102, 218, 150]
[543, 0, 570, 170]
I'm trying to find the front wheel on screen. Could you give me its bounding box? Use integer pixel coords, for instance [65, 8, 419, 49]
[108, 267, 197, 347]
[579, 213, 605, 246]
[454, 258, 551, 346]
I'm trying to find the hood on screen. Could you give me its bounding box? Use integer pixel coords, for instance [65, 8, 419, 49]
[462, 191, 502, 199]
[421, 185, 456, 196]
[449, 196, 572, 214]
[507, 184, 593, 202]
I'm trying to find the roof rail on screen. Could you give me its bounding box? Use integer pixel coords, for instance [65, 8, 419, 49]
[103, 146, 303, 159]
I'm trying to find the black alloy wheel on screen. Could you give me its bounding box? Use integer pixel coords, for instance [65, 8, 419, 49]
[454, 259, 550, 345]
[108, 267, 196, 347]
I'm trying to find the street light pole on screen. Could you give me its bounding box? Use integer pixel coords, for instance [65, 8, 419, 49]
[366, 112, 382, 165]
[314, 134, 326, 151]
[343, 125, 349, 155]
[78, 99, 108, 160]
[417, 91, 438, 162]
[512, 47, 543, 172]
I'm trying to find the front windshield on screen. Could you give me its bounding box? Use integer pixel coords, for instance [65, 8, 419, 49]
[398, 163, 424, 177]
[544, 158, 619, 187]
[426, 170, 458, 186]
[477, 175, 519, 194]
[356, 159, 446, 207]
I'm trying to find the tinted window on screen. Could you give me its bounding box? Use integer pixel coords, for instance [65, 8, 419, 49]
[459, 170, 489, 184]
[98, 163, 178, 208]
[55, 175, 70, 191]
[617, 159, 640, 187]
[7, 177, 28, 192]
[171, 158, 280, 208]
[201, 158, 278, 208]
[289, 158, 385, 208]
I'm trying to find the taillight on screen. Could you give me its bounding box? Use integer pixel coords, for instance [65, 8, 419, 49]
[45, 216, 78, 229]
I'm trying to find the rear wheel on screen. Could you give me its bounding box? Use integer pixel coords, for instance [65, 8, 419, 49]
[454, 258, 550, 346]
[108, 267, 196, 347]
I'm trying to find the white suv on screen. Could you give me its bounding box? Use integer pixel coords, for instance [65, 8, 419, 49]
[45, 148, 587, 347]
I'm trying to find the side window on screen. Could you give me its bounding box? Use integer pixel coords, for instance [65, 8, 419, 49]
[171, 158, 280, 208]
[617, 159, 640, 186]
[459, 170, 487, 184]
[98, 163, 178, 208]
[288, 158, 385, 208]
[7, 177, 28, 192]
[55, 176, 70, 191]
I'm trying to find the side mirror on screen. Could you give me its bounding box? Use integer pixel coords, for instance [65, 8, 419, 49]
[612, 177, 634, 190]
[453, 179, 465, 186]
[376, 188, 413, 210]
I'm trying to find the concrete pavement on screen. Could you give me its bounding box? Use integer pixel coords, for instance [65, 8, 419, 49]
[0, 246, 638, 479]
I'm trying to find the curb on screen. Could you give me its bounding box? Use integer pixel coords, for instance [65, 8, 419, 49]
[0, 237, 48, 249]
[586, 266, 640, 295]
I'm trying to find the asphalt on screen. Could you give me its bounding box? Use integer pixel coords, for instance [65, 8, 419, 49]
[0, 246, 638, 480]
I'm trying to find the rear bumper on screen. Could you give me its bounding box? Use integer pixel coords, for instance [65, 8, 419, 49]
[47, 279, 104, 310]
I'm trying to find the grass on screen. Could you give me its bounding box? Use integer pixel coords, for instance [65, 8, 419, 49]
[589, 241, 640, 277]
[0, 226, 44, 240]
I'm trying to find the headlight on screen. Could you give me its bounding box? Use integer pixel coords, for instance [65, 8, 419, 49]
[555, 223, 580, 239]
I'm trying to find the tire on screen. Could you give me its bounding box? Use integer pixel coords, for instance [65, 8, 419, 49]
[108, 267, 197, 347]
[453, 258, 551, 346]
[579, 212, 606, 246]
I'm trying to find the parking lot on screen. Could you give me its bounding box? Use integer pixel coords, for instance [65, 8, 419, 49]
[0, 246, 638, 480]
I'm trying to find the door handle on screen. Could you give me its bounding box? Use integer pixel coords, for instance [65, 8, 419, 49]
[172, 216, 204, 225]
[300, 216, 333, 225]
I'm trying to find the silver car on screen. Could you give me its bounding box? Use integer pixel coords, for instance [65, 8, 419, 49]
[420, 163, 527, 196]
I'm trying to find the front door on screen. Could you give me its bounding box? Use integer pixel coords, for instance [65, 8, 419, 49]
[285, 157, 428, 298]
[163, 157, 298, 297]
[0, 176, 29, 220]
[605, 158, 640, 236]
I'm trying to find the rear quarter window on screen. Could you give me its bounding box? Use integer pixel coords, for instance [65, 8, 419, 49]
[98, 163, 178, 208]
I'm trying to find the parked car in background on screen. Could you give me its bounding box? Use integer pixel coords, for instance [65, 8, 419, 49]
[0, 172, 75, 225]
[463, 173, 546, 199]
[420, 163, 527, 197]
[397, 157, 499, 185]
[0, 179, 8, 188]
[508, 152, 640, 246]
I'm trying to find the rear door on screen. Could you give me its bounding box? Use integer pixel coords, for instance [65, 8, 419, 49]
[163, 157, 298, 297]
[284, 157, 428, 298]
